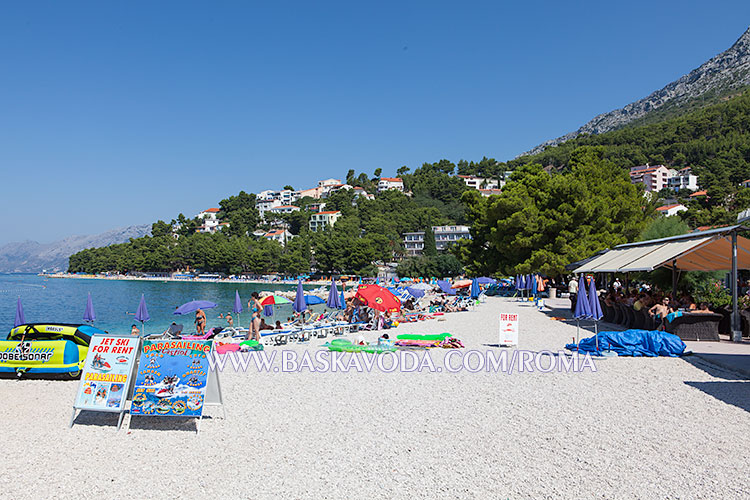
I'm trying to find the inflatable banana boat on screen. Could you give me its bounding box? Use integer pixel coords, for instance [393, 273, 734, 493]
[0, 323, 106, 378]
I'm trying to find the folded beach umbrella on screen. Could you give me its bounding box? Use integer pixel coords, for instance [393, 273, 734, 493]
[355, 284, 401, 312]
[339, 290, 346, 309]
[83, 292, 96, 323]
[470, 278, 480, 299]
[174, 300, 218, 315]
[588, 276, 604, 352]
[293, 279, 306, 314]
[233, 290, 243, 327]
[135, 294, 150, 334]
[573, 275, 591, 319]
[14, 297, 25, 327]
[263, 305, 274, 317]
[327, 278, 342, 309]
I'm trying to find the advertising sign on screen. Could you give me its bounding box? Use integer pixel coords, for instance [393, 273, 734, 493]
[131, 339, 212, 418]
[74, 335, 139, 412]
[499, 312, 519, 346]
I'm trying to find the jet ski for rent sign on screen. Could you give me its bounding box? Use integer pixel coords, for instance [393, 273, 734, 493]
[74, 335, 139, 412]
[130, 339, 212, 418]
[499, 313, 519, 346]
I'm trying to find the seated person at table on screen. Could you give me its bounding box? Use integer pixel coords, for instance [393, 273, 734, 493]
[692, 302, 713, 314]
[649, 297, 674, 321]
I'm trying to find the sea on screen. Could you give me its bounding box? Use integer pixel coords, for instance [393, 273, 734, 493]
[0, 274, 329, 337]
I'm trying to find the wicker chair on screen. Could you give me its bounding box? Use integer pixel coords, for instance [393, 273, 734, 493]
[616, 303, 629, 326]
[664, 313, 722, 341]
[641, 310, 657, 331]
[632, 308, 645, 330]
[740, 309, 750, 338]
[625, 307, 637, 329]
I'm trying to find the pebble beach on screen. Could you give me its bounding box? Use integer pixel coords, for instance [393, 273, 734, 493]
[2, 297, 749, 499]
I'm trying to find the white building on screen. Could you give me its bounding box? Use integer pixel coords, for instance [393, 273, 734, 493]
[668, 168, 699, 192]
[197, 208, 221, 233]
[323, 183, 353, 198]
[458, 175, 499, 190]
[256, 198, 282, 221]
[352, 187, 374, 202]
[377, 177, 404, 192]
[262, 229, 294, 247]
[741, 179, 750, 189]
[655, 203, 688, 217]
[309, 211, 341, 232]
[402, 225, 471, 257]
[630, 165, 674, 192]
[267, 205, 300, 216]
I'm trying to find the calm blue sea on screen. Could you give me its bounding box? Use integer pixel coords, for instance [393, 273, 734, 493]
[0, 274, 327, 337]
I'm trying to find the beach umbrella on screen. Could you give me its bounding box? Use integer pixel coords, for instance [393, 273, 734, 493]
[410, 282, 431, 291]
[293, 279, 306, 314]
[83, 292, 96, 323]
[233, 290, 243, 328]
[305, 295, 325, 306]
[451, 279, 472, 289]
[470, 278, 480, 299]
[339, 290, 346, 310]
[437, 280, 457, 296]
[134, 294, 150, 335]
[588, 277, 604, 352]
[263, 305, 274, 317]
[573, 275, 592, 349]
[14, 297, 25, 327]
[327, 278, 342, 309]
[174, 300, 218, 315]
[355, 284, 401, 312]
[260, 295, 291, 306]
[476, 277, 497, 285]
[406, 286, 426, 299]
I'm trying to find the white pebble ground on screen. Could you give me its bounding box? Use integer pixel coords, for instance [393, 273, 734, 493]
[1, 297, 749, 499]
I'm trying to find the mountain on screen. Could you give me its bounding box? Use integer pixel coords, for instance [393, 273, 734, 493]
[521, 27, 750, 157]
[0, 225, 151, 273]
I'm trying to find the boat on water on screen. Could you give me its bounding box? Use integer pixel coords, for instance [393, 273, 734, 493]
[0, 323, 106, 378]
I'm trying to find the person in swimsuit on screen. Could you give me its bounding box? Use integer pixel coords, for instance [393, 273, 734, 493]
[195, 308, 207, 335]
[248, 292, 262, 341]
[226, 312, 233, 328]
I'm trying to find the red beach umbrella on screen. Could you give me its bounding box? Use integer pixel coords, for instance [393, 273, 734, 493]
[355, 284, 401, 312]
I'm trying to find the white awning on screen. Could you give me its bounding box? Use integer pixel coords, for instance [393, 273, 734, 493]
[572, 227, 750, 274]
[617, 237, 713, 272]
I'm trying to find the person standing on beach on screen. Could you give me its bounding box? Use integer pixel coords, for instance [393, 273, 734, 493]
[248, 292, 262, 342]
[195, 308, 206, 335]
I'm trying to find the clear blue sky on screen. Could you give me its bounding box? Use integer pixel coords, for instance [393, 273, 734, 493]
[1, 1, 749, 245]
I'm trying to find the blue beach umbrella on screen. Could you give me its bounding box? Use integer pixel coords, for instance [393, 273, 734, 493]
[327, 278, 341, 309]
[174, 300, 218, 315]
[293, 279, 306, 314]
[476, 277, 497, 285]
[233, 290, 243, 327]
[83, 292, 96, 323]
[135, 294, 150, 335]
[470, 278, 480, 299]
[305, 295, 325, 306]
[14, 297, 25, 327]
[339, 290, 346, 310]
[573, 275, 591, 349]
[263, 305, 274, 317]
[406, 286, 426, 299]
[437, 280, 456, 296]
[588, 276, 603, 352]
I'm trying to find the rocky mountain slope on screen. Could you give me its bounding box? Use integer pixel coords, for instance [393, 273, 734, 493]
[0, 225, 151, 273]
[521, 27, 750, 157]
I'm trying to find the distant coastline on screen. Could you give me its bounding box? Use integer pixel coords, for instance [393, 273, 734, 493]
[40, 272, 333, 286]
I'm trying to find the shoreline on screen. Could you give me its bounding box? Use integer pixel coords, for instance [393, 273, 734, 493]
[40, 273, 333, 286]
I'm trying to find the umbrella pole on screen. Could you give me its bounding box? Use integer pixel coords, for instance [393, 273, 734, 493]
[576, 319, 580, 348]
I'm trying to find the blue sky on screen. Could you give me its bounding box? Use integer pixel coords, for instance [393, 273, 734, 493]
[1, 1, 749, 244]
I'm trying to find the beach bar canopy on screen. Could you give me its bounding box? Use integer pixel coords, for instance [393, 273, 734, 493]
[573, 225, 750, 341]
